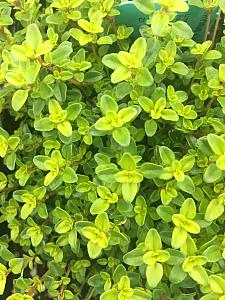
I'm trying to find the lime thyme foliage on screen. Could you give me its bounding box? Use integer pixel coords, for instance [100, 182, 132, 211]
[0, 0, 225, 299]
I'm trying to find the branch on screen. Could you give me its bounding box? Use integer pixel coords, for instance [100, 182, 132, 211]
[84, 287, 95, 300]
[107, 16, 123, 50]
[211, 8, 222, 48]
[203, 9, 212, 42]
[27, 270, 49, 297]
[58, 264, 72, 300]
[38, 58, 91, 87]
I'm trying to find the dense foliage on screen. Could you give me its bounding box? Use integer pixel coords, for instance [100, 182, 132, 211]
[0, 0, 225, 299]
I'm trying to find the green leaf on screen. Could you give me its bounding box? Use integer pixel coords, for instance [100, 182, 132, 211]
[135, 67, 154, 87]
[0, 247, 15, 262]
[146, 263, 163, 288]
[26, 23, 42, 51]
[119, 152, 136, 171]
[90, 199, 109, 215]
[57, 121, 72, 137]
[62, 167, 78, 183]
[95, 212, 110, 232]
[203, 245, 221, 263]
[51, 42, 73, 65]
[7, 294, 34, 300]
[130, 37, 147, 61]
[189, 265, 209, 286]
[44, 171, 58, 186]
[100, 95, 118, 115]
[95, 117, 113, 131]
[123, 248, 145, 266]
[113, 264, 127, 283]
[151, 12, 169, 36]
[12, 89, 29, 111]
[207, 134, 225, 155]
[169, 264, 186, 284]
[219, 64, 225, 82]
[97, 36, 113, 45]
[34, 118, 55, 132]
[0, 15, 13, 26]
[170, 62, 189, 75]
[5, 152, 16, 171]
[159, 146, 175, 166]
[118, 107, 137, 124]
[145, 229, 162, 251]
[183, 219, 200, 234]
[156, 205, 174, 222]
[111, 67, 131, 84]
[55, 219, 73, 234]
[203, 163, 222, 183]
[177, 175, 195, 194]
[112, 127, 130, 147]
[167, 249, 185, 265]
[140, 163, 163, 179]
[188, 0, 204, 8]
[204, 199, 224, 222]
[21, 203, 34, 220]
[66, 103, 82, 121]
[133, 0, 154, 14]
[9, 258, 23, 274]
[100, 288, 118, 300]
[180, 198, 196, 219]
[138, 96, 153, 113]
[87, 241, 102, 259]
[204, 50, 222, 60]
[5, 71, 26, 87]
[216, 154, 225, 170]
[171, 227, 187, 249]
[133, 288, 152, 299]
[0, 136, 8, 158]
[219, 0, 225, 12]
[38, 203, 48, 219]
[209, 275, 225, 294]
[102, 53, 122, 69]
[0, 263, 7, 295]
[161, 109, 179, 121]
[171, 21, 194, 39]
[8, 136, 20, 150]
[145, 119, 157, 137]
[33, 155, 49, 171]
[24, 61, 41, 84]
[122, 182, 138, 202]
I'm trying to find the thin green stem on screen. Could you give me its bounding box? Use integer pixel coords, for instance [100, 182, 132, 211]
[107, 16, 123, 50]
[205, 96, 216, 111]
[27, 270, 49, 297]
[90, 43, 101, 64]
[58, 264, 72, 300]
[211, 8, 222, 48]
[203, 9, 212, 42]
[39, 58, 91, 87]
[84, 287, 95, 300]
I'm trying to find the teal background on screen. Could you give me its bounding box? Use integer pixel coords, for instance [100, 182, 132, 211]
[115, 1, 218, 42]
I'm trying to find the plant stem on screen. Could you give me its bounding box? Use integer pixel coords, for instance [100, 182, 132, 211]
[203, 9, 212, 42]
[206, 96, 216, 111]
[79, 268, 93, 296]
[27, 270, 49, 297]
[0, 26, 12, 44]
[211, 8, 222, 48]
[58, 264, 72, 300]
[39, 58, 91, 87]
[90, 43, 101, 64]
[107, 16, 123, 50]
[84, 287, 95, 300]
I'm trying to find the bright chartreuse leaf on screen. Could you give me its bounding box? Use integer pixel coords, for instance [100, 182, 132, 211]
[12, 90, 29, 111]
